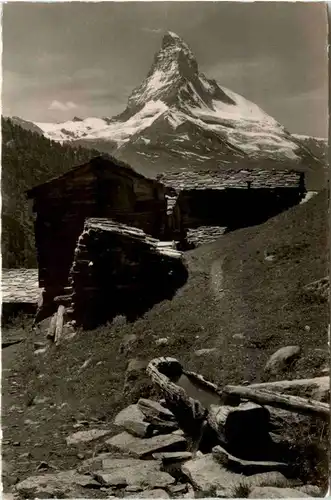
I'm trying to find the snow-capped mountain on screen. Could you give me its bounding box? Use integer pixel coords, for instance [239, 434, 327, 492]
[34, 32, 323, 178]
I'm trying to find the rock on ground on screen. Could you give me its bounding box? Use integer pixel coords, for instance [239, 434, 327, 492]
[248, 486, 310, 498]
[15, 470, 100, 498]
[66, 428, 112, 445]
[125, 489, 170, 498]
[182, 455, 295, 497]
[106, 431, 186, 458]
[264, 346, 301, 375]
[114, 404, 152, 437]
[138, 398, 176, 422]
[212, 445, 288, 474]
[93, 458, 175, 489]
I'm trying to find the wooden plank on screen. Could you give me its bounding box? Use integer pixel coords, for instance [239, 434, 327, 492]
[54, 305, 65, 345]
[222, 385, 330, 419]
[46, 313, 57, 340]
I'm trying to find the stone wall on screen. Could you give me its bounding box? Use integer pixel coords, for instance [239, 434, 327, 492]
[69, 218, 188, 329]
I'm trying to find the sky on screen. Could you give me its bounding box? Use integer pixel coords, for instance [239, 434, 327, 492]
[2, 2, 328, 137]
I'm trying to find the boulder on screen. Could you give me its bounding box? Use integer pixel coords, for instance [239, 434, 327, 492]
[106, 431, 186, 458]
[248, 486, 309, 498]
[94, 459, 175, 490]
[114, 404, 152, 437]
[138, 398, 176, 422]
[265, 346, 301, 375]
[77, 453, 115, 473]
[212, 445, 289, 474]
[66, 428, 112, 445]
[124, 359, 155, 400]
[15, 470, 100, 498]
[182, 455, 294, 497]
[298, 485, 324, 497]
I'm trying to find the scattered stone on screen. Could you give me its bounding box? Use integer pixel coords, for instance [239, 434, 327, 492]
[12, 442, 21, 447]
[34, 347, 47, 355]
[172, 429, 185, 436]
[152, 451, 192, 463]
[33, 341, 46, 349]
[125, 489, 170, 498]
[106, 431, 186, 458]
[19, 452, 32, 459]
[32, 396, 49, 405]
[94, 459, 175, 489]
[182, 455, 293, 497]
[15, 470, 101, 498]
[298, 485, 323, 497]
[167, 483, 189, 496]
[155, 337, 170, 346]
[212, 445, 289, 474]
[233, 333, 245, 341]
[77, 453, 85, 460]
[194, 348, 218, 357]
[138, 398, 176, 422]
[248, 487, 309, 498]
[66, 428, 112, 446]
[77, 453, 116, 473]
[265, 346, 301, 375]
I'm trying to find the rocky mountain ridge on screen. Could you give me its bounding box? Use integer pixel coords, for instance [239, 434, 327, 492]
[31, 32, 325, 178]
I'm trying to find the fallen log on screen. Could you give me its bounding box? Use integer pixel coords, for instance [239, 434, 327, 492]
[222, 385, 330, 419]
[54, 305, 65, 345]
[147, 357, 207, 439]
[248, 377, 329, 403]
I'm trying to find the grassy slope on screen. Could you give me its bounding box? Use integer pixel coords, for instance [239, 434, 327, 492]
[2, 191, 329, 486]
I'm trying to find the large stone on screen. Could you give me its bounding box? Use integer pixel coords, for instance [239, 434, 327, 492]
[114, 404, 152, 437]
[66, 428, 112, 445]
[194, 348, 219, 357]
[248, 487, 310, 498]
[125, 489, 170, 498]
[94, 459, 175, 489]
[77, 453, 116, 473]
[15, 470, 100, 498]
[138, 398, 175, 422]
[106, 431, 186, 458]
[152, 451, 192, 463]
[212, 445, 289, 474]
[265, 346, 301, 375]
[182, 455, 293, 497]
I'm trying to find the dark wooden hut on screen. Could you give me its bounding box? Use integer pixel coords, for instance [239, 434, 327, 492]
[159, 168, 306, 234]
[27, 155, 171, 299]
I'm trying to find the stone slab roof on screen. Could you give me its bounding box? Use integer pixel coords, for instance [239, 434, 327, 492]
[157, 169, 303, 191]
[2, 269, 41, 303]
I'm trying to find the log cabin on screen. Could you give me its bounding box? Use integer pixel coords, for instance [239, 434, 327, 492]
[27, 155, 173, 305]
[158, 168, 306, 235]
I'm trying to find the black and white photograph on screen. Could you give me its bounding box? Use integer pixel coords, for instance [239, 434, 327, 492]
[1, 1, 330, 498]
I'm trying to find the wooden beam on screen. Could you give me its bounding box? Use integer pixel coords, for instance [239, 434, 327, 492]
[222, 385, 330, 419]
[54, 305, 65, 345]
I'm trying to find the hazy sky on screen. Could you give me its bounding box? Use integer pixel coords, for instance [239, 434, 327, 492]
[2, 2, 328, 137]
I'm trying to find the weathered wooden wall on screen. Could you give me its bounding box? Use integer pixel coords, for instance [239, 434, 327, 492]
[173, 187, 305, 232]
[30, 158, 171, 296]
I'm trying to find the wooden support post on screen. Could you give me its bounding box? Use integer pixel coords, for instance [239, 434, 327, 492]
[54, 305, 65, 345]
[46, 313, 57, 341]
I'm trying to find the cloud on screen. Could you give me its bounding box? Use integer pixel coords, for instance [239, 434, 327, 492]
[48, 100, 78, 111]
[142, 27, 162, 34]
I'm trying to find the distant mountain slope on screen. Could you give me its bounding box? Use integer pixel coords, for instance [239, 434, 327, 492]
[2, 117, 100, 268]
[34, 32, 324, 183]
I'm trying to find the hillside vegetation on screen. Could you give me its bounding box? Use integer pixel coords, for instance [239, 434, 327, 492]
[3, 191, 328, 489]
[2, 117, 99, 267]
